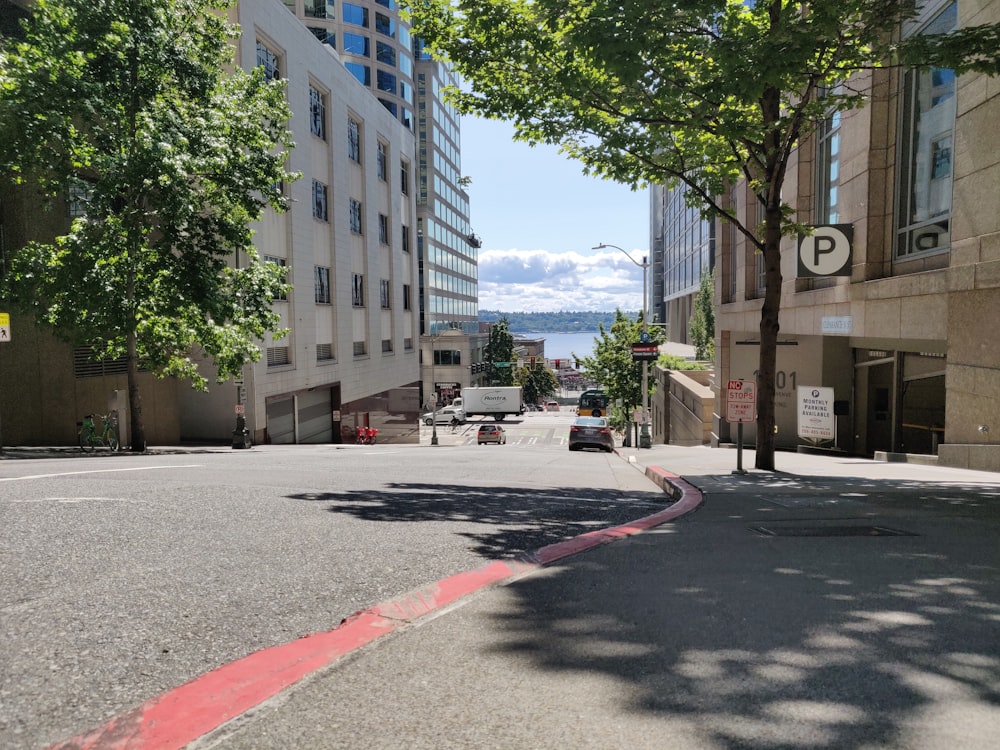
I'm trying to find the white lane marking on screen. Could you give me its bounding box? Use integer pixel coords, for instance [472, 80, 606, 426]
[0, 464, 203, 482]
[11, 497, 140, 504]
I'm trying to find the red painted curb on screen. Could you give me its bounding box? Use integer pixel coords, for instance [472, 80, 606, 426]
[49, 466, 703, 750]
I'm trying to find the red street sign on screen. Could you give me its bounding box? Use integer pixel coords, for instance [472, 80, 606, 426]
[631, 343, 659, 361]
[726, 379, 756, 423]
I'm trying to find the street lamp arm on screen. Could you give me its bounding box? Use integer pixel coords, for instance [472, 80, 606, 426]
[592, 242, 648, 268]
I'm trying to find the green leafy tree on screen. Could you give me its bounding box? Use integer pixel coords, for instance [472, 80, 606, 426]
[514, 360, 558, 406]
[689, 269, 715, 362]
[576, 309, 664, 429]
[0, 0, 296, 451]
[411, 0, 1000, 470]
[485, 316, 515, 386]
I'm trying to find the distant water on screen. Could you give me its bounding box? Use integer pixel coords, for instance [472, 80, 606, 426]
[515, 331, 602, 363]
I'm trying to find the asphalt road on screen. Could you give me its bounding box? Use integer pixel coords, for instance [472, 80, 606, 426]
[1, 412, 662, 750]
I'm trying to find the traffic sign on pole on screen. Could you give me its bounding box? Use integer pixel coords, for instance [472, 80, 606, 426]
[726, 379, 756, 423]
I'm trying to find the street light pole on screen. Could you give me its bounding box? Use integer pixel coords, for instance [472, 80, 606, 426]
[593, 243, 652, 449]
[430, 325, 439, 445]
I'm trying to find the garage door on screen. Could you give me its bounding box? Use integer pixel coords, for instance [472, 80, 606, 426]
[266, 397, 295, 444]
[298, 388, 333, 443]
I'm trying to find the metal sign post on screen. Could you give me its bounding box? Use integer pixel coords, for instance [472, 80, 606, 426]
[0, 313, 8, 453]
[726, 379, 757, 475]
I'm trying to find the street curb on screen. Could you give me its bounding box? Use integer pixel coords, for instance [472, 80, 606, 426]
[46, 467, 703, 750]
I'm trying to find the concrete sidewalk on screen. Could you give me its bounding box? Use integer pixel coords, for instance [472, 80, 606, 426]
[53, 446, 1000, 749]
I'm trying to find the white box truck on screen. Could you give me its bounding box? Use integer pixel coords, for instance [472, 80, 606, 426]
[452, 386, 523, 421]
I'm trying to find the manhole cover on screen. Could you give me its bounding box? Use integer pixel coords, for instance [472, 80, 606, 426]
[750, 525, 916, 537]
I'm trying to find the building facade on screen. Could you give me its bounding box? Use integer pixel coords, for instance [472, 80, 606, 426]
[714, 0, 1000, 471]
[277, 0, 416, 133]
[413, 54, 486, 407]
[0, 0, 425, 446]
[649, 184, 715, 346]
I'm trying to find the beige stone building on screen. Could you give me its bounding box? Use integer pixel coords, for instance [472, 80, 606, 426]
[714, 0, 1000, 471]
[0, 0, 423, 446]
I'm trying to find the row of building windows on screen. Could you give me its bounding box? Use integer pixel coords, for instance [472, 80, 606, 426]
[310, 177, 411, 251]
[426, 267, 477, 299]
[309, 89, 411, 197]
[427, 295, 478, 321]
[270, 262, 411, 312]
[432, 176, 469, 229]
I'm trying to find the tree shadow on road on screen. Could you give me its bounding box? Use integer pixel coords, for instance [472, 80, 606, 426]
[478, 475, 1000, 748]
[288, 481, 667, 560]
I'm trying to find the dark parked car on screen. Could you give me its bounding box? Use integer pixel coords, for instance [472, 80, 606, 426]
[477, 423, 507, 445]
[568, 416, 614, 452]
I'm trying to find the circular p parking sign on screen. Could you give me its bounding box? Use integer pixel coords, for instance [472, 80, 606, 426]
[797, 225, 853, 277]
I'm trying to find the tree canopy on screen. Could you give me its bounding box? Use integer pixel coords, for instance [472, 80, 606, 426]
[484, 317, 516, 386]
[0, 0, 296, 449]
[689, 268, 715, 362]
[411, 0, 1000, 468]
[576, 309, 664, 430]
[514, 360, 558, 406]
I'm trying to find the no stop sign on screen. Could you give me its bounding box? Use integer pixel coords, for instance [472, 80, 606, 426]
[726, 379, 756, 423]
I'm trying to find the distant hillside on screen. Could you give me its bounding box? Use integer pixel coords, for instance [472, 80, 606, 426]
[479, 310, 638, 333]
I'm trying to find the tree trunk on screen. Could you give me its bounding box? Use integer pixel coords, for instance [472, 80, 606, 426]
[755, 83, 785, 471]
[126, 331, 146, 452]
[755, 224, 782, 471]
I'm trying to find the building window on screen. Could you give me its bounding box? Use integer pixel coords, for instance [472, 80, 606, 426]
[434, 349, 461, 366]
[348, 117, 361, 162]
[381, 339, 393, 353]
[375, 13, 395, 37]
[67, 183, 91, 218]
[264, 255, 288, 301]
[376, 41, 396, 66]
[352, 273, 365, 307]
[378, 213, 390, 244]
[377, 141, 387, 181]
[401, 224, 410, 253]
[312, 180, 328, 221]
[376, 70, 396, 94]
[400, 160, 410, 195]
[309, 86, 326, 140]
[345, 62, 371, 87]
[380, 279, 391, 308]
[267, 346, 291, 367]
[353, 341, 367, 356]
[256, 40, 280, 81]
[343, 32, 370, 56]
[305, 1, 334, 19]
[315, 265, 331, 304]
[816, 109, 840, 223]
[896, 1, 957, 258]
[343, 3, 369, 27]
[316, 343, 334, 362]
[350, 198, 363, 233]
[403, 283, 411, 310]
[309, 27, 334, 46]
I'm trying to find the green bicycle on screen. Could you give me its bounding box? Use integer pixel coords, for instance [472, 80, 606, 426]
[78, 412, 120, 452]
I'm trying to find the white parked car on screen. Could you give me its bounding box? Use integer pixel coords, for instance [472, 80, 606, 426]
[421, 406, 466, 425]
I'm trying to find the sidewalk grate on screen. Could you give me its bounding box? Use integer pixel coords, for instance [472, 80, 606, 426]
[750, 524, 916, 537]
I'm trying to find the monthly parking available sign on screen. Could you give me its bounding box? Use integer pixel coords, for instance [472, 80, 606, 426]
[797, 386, 835, 440]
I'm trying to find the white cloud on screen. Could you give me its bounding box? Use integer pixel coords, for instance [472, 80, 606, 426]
[478, 248, 646, 312]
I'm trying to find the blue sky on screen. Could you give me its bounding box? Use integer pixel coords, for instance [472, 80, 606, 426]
[459, 115, 651, 313]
